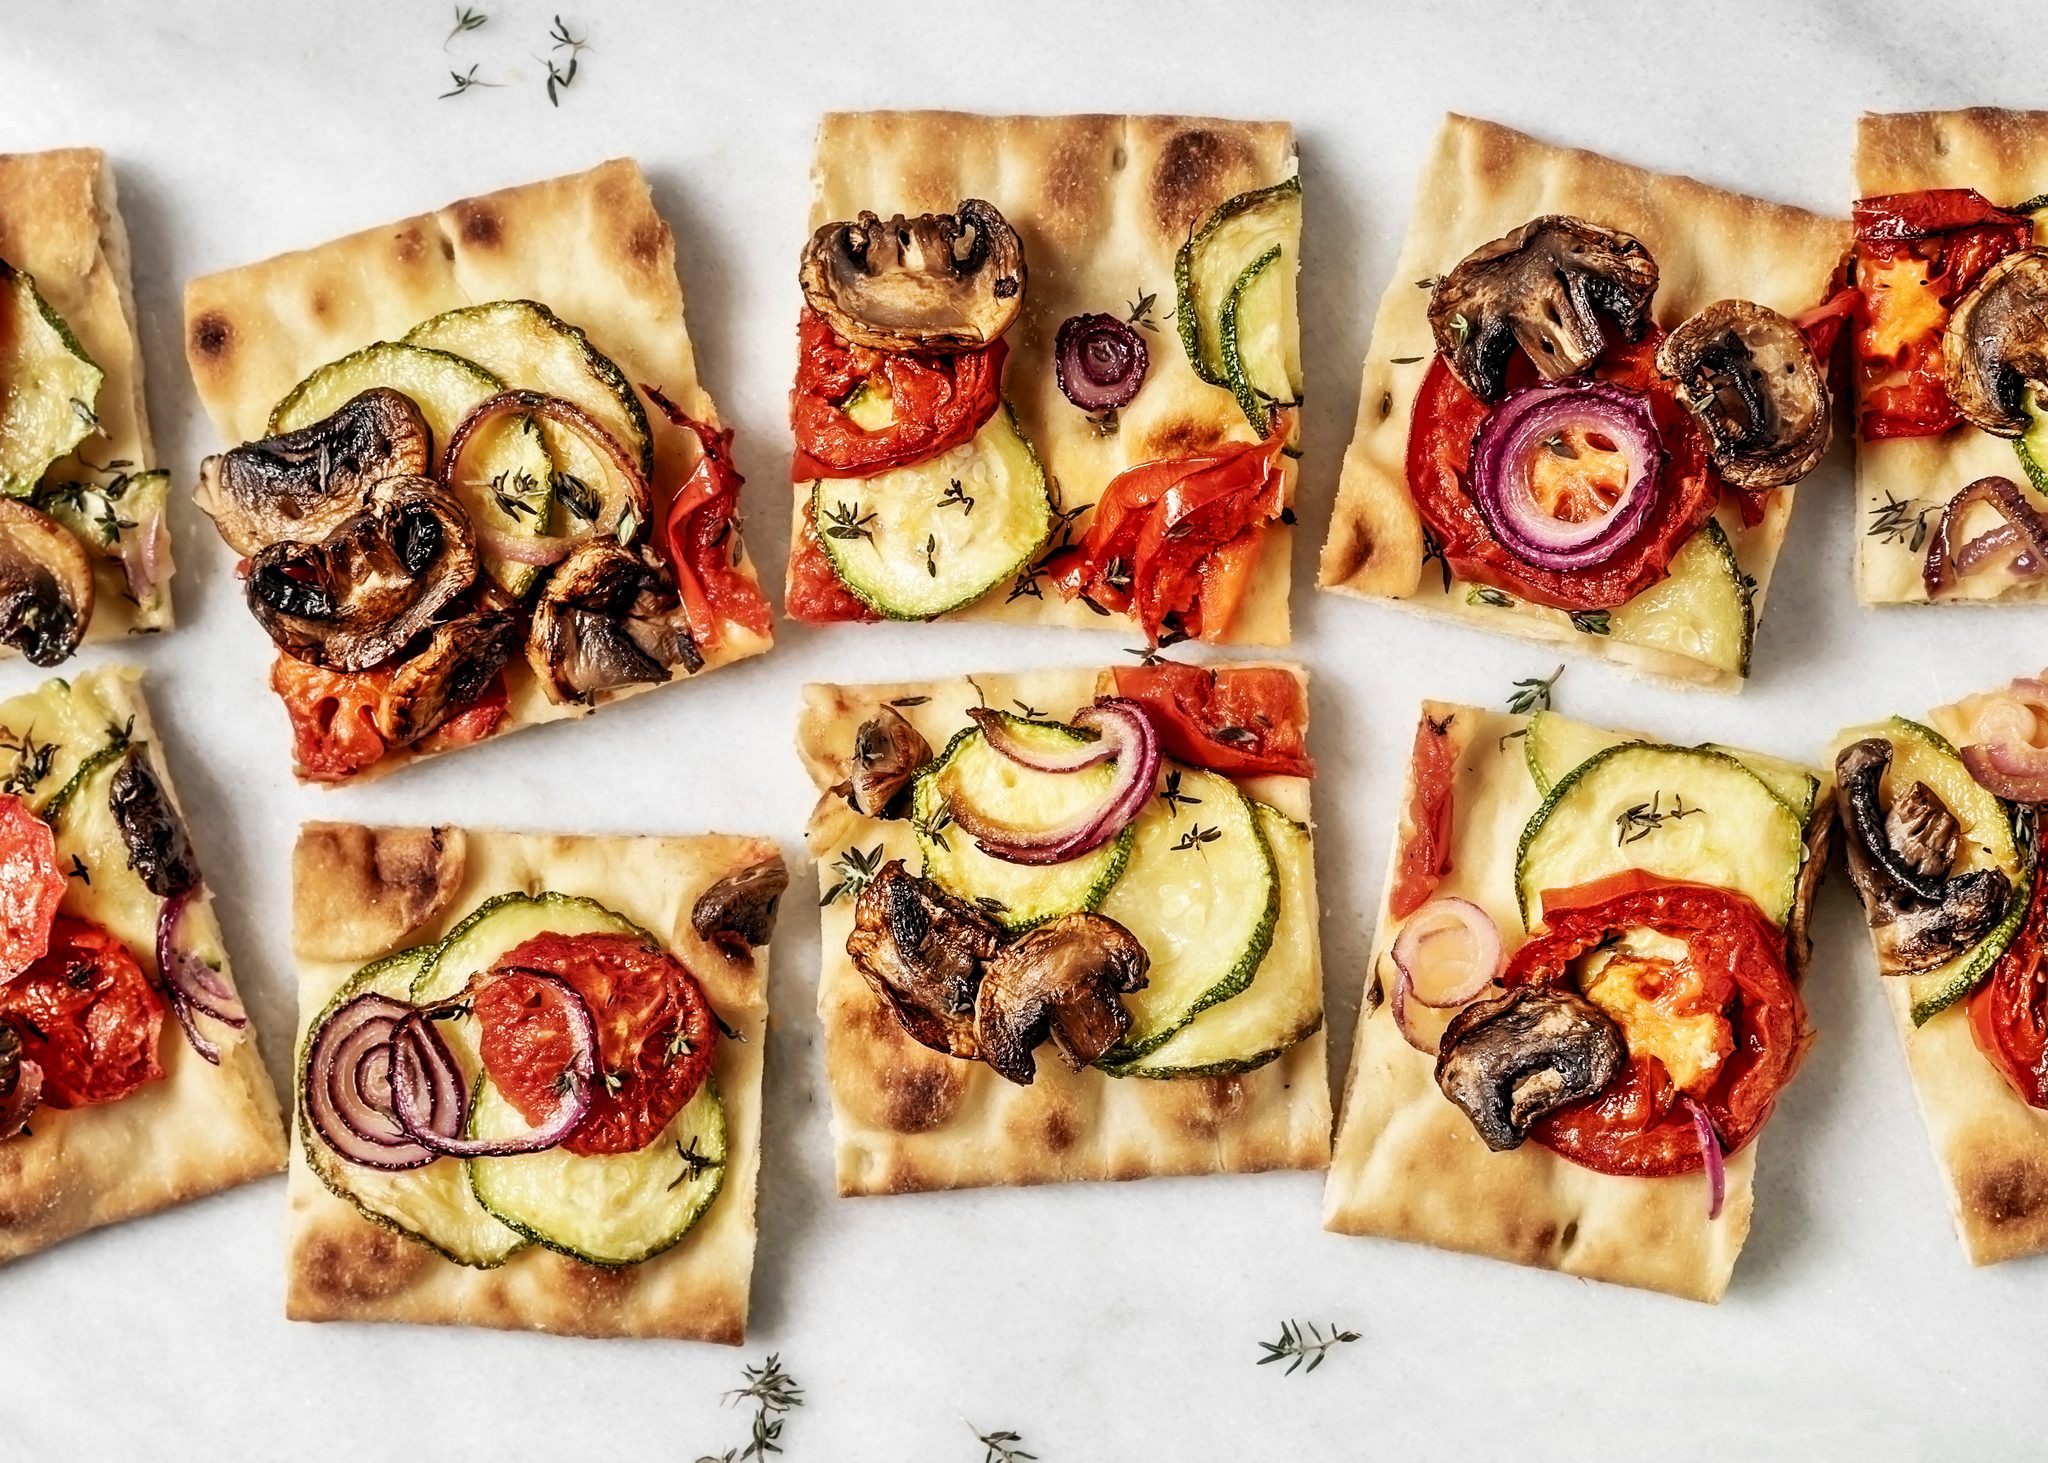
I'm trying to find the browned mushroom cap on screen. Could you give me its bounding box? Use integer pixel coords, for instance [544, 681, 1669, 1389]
[846, 860, 1002, 1058]
[800, 199, 1026, 352]
[199, 388, 430, 556]
[1428, 215, 1659, 403]
[373, 604, 523, 746]
[693, 855, 792, 958]
[1943, 248, 2048, 438]
[1785, 786, 1838, 986]
[1657, 300, 1831, 489]
[1434, 985, 1626, 1151]
[839, 706, 931, 819]
[109, 745, 198, 899]
[526, 539, 702, 706]
[0, 498, 93, 667]
[974, 913, 1148, 1085]
[245, 475, 477, 672]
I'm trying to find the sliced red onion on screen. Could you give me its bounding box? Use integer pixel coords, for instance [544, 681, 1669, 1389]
[1924, 476, 2048, 597]
[1683, 1095, 1726, 1220]
[1390, 966, 1442, 1055]
[1391, 897, 1503, 1007]
[475, 524, 573, 568]
[1055, 313, 1149, 412]
[304, 993, 461, 1170]
[1959, 676, 2048, 801]
[1469, 379, 1665, 572]
[0, 1054, 41, 1140]
[950, 697, 1161, 865]
[156, 888, 246, 1066]
[120, 496, 169, 605]
[441, 390, 652, 550]
[389, 972, 597, 1158]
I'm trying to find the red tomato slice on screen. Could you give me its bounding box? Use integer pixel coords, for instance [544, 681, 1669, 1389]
[644, 388, 773, 651]
[474, 931, 718, 1156]
[0, 914, 164, 1108]
[0, 795, 69, 982]
[789, 307, 1006, 479]
[1969, 826, 2048, 1109]
[1389, 711, 1457, 919]
[1111, 662, 1311, 778]
[786, 507, 882, 624]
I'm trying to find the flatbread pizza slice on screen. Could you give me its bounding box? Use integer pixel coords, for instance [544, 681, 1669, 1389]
[0, 149, 176, 658]
[0, 667, 283, 1265]
[1851, 109, 2048, 607]
[798, 662, 1328, 1195]
[1323, 697, 1834, 1301]
[184, 159, 773, 785]
[1318, 114, 1850, 690]
[286, 823, 781, 1341]
[787, 111, 1300, 648]
[1828, 677, 2048, 1264]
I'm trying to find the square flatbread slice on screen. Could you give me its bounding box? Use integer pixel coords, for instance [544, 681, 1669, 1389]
[795, 112, 1298, 645]
[0, 667, 283, 1265]
[1323, 700, 1831, 1302]
[183, 159, 773, 782]
[798, 665, 1329, 1195]
[0, 148, 173, 641]
[285, 823, 775, 1342]
[1318, 114, 1849, 689]
[1854, 108, 2048, 606]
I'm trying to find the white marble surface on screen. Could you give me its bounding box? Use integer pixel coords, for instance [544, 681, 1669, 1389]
[0, 0, 2041, 1456]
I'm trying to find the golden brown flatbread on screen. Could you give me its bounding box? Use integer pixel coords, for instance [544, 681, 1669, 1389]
[1854, 109, 2048, 606]
[284, 824, 774, 1341]
[798, 112, 1298, 645]
[798, 665, 1328, 1195]
[1318, 114, 1849, 689]
[0, 668, 283, 1265]
[183, 159, 772, 782]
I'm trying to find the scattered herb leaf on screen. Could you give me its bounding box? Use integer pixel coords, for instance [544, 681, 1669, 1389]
[1867, 488, 1937, 553]
[439, 63, 500, 98]
[819, 844, 882, 906]
[1159, 768, 1202, 817]
[1172, 823, 1221, 853]
[445, 5, 487, 44]
[1257, 1319, 1362, 1375]
[973, 1424, 1039, 1463]
[1615, 790, 1704, 847]
[822, 499, 877, 546]
[1570, 609, 1611, 636]
[1506, 664, 1563, 716]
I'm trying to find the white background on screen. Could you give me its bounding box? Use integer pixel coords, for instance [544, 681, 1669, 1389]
[1, 2, 2041, 1458]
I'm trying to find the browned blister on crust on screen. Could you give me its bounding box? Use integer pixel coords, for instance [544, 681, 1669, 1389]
[285, 825, 774, 1341]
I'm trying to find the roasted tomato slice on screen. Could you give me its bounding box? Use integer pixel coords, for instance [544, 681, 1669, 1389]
[786, 505, 882, 624]
[1389, 710, 1458, 919]
[0, 795, 66, 982]
[474, 931, 718, 1156]
[1969, 826, 2048, 1110]
[644, 388, 773, 651]
[0, 914, 164, 1108]
[789, 306, 1006, 479]
[1112, 662, 1312, 778]
[1405, 335, 1719, 612]
[270, 656, 391, 782]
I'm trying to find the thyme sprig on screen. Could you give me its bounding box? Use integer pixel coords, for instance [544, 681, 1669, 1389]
[822, 499, 877, 546]
[973, 1424, 1039, 1463]
[1419, 525, 1452, 593]
[1158, 769, 1201, 817]
[938, 478, 974, 514]
[696, 1354, 802, 1463]
[1615, 791, 1704, 847]
[439, 63, 500, 98]
[1172, 823, 1221, 853]
[37, 457, 144, 547]
[0, 728, 56, 798]
[666, 1135, 721, 1190]
[1867, 488, 1938, 553]
[1009, 483, 1091, 602]
[1127, 288, 1160, 331]
[1507, 665, 1563, 716]
[819, 844, 882, 906]
[553, 470, 599, 522]
[445, 5, 487, 44]
[1257, 1319, 1362, 1375]
[1570, 609, 1611, 636]
[544, 15, 588, 106]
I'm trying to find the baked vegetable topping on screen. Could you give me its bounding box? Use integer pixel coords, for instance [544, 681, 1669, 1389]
[1110, 662, 1312, 778]
[1435, 984, 1625, 1151]
[950, 698, 1159, 865]
[1968, 822, 2048, 1111]
[0, 914, 164, 1111]
[0, 260, 104, 498]
[527, 538, 698, 705]
[1389, 896, 1503, 1055]
[800, 200, 1025, 353]
[1467, 378, 1664, 573]
[1055, 313, 1148, 412]
[1656, 299, 1831, 489]
[0, 497, 94, 666]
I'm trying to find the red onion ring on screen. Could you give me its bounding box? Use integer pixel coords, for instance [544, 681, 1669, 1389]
[1959, 675, 2048, 801]
[1682, 1095, 1726, 1220]
[1469, 379, 1665, 572]
[0, 1054, 41, 1140]
[1924, 476, 2048, 597]
[156, 888, 246, 1066]
[441, 390, 652, 551]
[1390, 965, 1443, 1055]
[305, 993, 464, 1170]
[475, 525, 572, 568]
[949, 698, 1162, 865]
[1390, 896, 1503, 1008]
[1055, 313, 1149, 412]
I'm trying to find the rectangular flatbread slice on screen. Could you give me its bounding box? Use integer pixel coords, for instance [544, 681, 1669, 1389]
[0, 149, 174, 644]
[0, 668, 283, 1264]
[1324, 700, 1832, 1302]
[285, 823, 776, 1342]
[792, 112, 1298, 646]
[1853, 108, 2048, 606]
[183, 159, 773, 784]
[1318, 114, 1848, 689]
[798, 664, 1329, 1195]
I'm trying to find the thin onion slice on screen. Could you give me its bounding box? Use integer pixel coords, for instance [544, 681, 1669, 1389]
[1924, 475, 2048, 598]
[389, 972, 598, 1158]
[1959, 675, 2048, 802]
[0, 1054, 41, 1140]
[1391, 896, 1503, 1007]
[156, 888, 246, 1066]
[441, 390, 653, 553]
[120, 494, 170, 606]
[1469, 379, 1665, 572]
[304, 993, 460, 1170]
[1055, 313, 1149, 412]
[475, 524, 573, 568]
[949, 697, 1161, 865]
[1390, 965, 1443, 1055]
[1682, 1095, 1727, 1219]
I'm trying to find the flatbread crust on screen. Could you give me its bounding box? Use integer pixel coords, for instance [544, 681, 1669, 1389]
[284, 824, 774, 1342]
[0, 148, 172, 640]
[0, 668, 283, 1266]
[1855, 698, 2048, 1264]
[1854, 109, 2048, 606]
[799, 112, 1298, 646]
[797, 666, 1329, 1196]
[1317, 114, 1849, 689]
[1322, 700, 1827, 1302]
[183, 159, 773, 782]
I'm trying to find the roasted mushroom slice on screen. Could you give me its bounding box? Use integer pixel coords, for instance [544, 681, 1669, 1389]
[846, 860, 1002, 1058]
[0, 1022, 38, 1141]
[800, 199, 1026, 352]
[693, 856, 791, 959]
[526, 540, 702, 706]
[245, 475, 477, 672]
[198, 388, 430, 555]
[837, 706, 931, 819]
[108, 745, 199, 899]
[1657, 300, 1831, 489]
[1942, 247, 2048, 438]
[0, 498, 93, 666]
[373, 604, 523, 746]
[1836, 738, 2012, 975]
[1429, 215, 1660, 403]
[974, 913, 1149, 1085]
[1434, 985, 1626, 1151]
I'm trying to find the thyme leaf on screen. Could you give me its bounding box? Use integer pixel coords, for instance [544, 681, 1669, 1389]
[1467, 585, 1515, 609]
[1158, 768, 1201, 817]
[552, 471, 599, 522]
[0, 727, 56, 798]
[1420, 525, 1452, 593]
[1867, 488, 1937, 552]
[973, 1424, 1039, 1463]
[1615, 790, 1704, 847]
[444, 5, 487, 44]
[924, 532, 939, 578]
[694, 1354, 802, 1463]
[1570, 609, 1611, 636]
[1126, 289, 1159, 331]
[665, 1135, 721, 1190]
[1171, 823, 1221, 852]
[822, 499, 877, 545]
[1507, 664, 1563, 716]
[1257, 1318, 1362, 1375]
[819, 844, 882, 906]
[543, 15, 589, 106]
[439, 63, 500, 98]
[938, 478, 974, 514]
